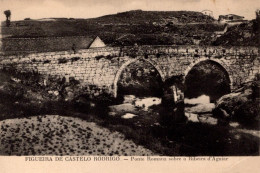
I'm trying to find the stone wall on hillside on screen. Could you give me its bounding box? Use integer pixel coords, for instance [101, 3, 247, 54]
[1, 36, 94, 55]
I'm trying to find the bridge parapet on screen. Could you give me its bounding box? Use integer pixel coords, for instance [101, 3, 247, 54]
[0, 46, 258, 62]
[121, 46, 259, 57]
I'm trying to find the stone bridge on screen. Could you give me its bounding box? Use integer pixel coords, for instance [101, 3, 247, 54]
[0, 45, 259, 100]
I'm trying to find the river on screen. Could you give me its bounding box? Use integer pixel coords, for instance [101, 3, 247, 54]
[108, 94, 218, 125]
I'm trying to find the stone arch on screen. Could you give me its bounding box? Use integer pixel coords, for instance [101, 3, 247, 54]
[184, 57, 233, 88]
[113, 57, 165, 97]
[183, 57, 232, 102]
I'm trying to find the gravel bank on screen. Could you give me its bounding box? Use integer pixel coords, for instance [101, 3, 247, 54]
[0, 115, 154, 156]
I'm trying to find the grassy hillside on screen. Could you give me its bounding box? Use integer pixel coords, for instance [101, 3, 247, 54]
[91, 10, 215, 24]
[4, 10, 257, 51]
[1, 10, 222, 47]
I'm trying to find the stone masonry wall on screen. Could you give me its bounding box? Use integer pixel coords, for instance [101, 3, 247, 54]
[1, 36, 94, 55]
[0, 46, 259, 98]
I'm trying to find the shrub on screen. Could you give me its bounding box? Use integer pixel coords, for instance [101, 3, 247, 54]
[58, 58, 68, 64]
[43, 60, 51, 64]
[71, 57, 80, 63]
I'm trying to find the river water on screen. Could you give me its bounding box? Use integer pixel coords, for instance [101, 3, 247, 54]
[108, 94, 218, 125]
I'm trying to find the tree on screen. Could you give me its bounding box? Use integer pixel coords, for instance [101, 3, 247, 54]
[4, 10, 11, 27]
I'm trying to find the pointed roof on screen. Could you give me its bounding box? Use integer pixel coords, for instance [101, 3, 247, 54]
[89, 36, 106, 48]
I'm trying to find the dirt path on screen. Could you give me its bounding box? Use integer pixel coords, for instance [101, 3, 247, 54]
[0, 115, 154, 156]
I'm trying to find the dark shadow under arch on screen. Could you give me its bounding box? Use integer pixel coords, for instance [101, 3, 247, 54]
[184, 60, 231, 102]
[115, 58, 164, 98]
[113, 58, 164, 98]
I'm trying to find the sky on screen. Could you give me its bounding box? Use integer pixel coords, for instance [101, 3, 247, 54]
[0, 0, 259, 21]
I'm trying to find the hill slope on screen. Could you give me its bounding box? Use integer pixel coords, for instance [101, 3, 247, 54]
[2, 10, 249, 54]
[213, 19, 260, 46]
[92, 10, 215, 24]
[3, 10, 216, 37]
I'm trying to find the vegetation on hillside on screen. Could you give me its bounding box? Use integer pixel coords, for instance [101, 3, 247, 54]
[1, 10, 258, 53]
[92, 10, 215, 24]
[2, 10, 222, 47]
[213, 19, 260, 46]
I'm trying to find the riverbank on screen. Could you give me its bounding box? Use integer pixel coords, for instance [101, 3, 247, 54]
[0, 70, 259, 156]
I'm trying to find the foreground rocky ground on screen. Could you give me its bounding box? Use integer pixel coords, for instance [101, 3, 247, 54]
[0, 70, 259, 156]
[0, 115, 153, 156]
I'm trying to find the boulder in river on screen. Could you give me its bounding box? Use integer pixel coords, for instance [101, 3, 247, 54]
[134, 97, 161, 111]
[213, 80, 260, 123]
[184, 95, 210, 105]
[185, 112, 200, 122]
[123, 95, 136, 104]
[185, 103, 215, 114]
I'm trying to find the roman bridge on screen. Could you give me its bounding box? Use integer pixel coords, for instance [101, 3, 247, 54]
[0, 45, 259, 101]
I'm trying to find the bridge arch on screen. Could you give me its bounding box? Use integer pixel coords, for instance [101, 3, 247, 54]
[184, 57, 232, 101]
[113, 57, 165, 97]
[184, 57, 233, 88]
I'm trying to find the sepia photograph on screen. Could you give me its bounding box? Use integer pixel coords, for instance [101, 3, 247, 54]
[0, 0, 259, 160]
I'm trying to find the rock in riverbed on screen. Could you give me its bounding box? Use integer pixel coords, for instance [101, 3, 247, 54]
[213, 80, 260, 122]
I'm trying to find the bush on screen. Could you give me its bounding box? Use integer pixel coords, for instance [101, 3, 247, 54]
[58, 58, 68, 64]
